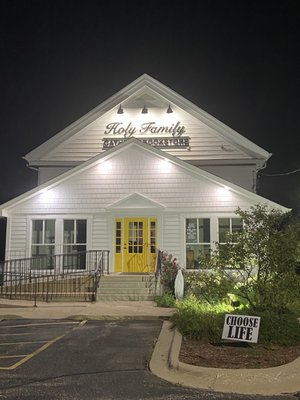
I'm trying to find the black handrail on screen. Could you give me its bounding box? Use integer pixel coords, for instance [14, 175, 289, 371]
[0, 250, 110, 304]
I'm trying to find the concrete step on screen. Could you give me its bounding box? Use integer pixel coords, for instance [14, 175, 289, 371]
[97, 294, 155, 301]
[97, 274, 159, 301]
[98, 282, 155, 288]
[98, 287, 155, 295]
[100, 275, 155, 282]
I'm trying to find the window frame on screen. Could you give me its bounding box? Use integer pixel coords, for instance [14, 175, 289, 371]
[185, 217, 211, 269]
[218, 217, 243, 244]
[30, 219, 56, 270]
[63, 219, 88, 270]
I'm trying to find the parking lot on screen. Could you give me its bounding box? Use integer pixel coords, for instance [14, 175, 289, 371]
[0, 319, 85, 370]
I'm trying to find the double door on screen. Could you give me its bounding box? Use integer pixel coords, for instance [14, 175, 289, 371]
[114, 217, 156, 273]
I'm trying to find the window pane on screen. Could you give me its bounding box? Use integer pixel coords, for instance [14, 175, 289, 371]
[76, 220, 87, 243]
[150, 221, 156, 253]
[186, 244, 210, 269]
[31, 245, 55, 270]
[199, 218, 210, 243]
[64, 220, 74, 244]
[45, 220, 55, 244]
[232, 218, 243, 233]
[219, 218, 230, 242]
[32, 220, 43, 244]
[63, 245, 86, 269]
[186, 219, 197, 243]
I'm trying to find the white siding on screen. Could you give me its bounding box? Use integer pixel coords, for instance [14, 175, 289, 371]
[200, 165, 256, 192]
[38, 167, 73, 185]
[7, 217, 27, 259]
[92, 215, 109, 250]
[162, 214, 182, 264]
[9, 147, 255, 216]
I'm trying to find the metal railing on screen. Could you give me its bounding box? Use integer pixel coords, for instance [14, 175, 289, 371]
[0, 250, 110, 304]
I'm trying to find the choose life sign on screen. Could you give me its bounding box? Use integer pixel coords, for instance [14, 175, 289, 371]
[222, 314, 261, 343]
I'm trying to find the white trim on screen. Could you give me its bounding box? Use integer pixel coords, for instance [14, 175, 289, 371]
[107, 192, 166, 209]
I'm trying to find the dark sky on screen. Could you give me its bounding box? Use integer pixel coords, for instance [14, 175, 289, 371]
[0, 0, 299, 213]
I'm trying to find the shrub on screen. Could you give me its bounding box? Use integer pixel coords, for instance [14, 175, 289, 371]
[206, 205, 300, 312]
[184, 270, 234, 305]
[172, 296, 300, 346]
[159, 251, 179, 293]
[252, 310, 300, 346]
[171, 295, 233, 342]
[154, 293, 176, 308]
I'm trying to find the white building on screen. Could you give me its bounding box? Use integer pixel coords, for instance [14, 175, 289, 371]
[0, 74, 287, 274]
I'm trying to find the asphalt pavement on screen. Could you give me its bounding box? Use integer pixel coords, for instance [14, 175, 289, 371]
[0, 298, 299, 398]
[0, 318, 292, 400]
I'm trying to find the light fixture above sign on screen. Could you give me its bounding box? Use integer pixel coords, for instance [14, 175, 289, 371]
[141, 105, 148, 114]
[117, 105, 124, 114]
[166, 104, 173, 113]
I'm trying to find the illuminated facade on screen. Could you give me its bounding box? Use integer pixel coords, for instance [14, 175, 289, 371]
[0, 75, 287, 272]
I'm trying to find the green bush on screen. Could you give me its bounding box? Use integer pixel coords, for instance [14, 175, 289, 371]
[171, 295, 232, 342]
[184, 271, 234, 305]
[252, 310, 300, 346]
[206, 205, 300, 312]
[159, 251, 179, 293]
[154, 293, 176, 308]
[172, 295, 300, 346]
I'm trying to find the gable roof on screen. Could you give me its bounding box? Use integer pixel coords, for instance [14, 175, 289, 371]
[1, 138, 288, 216]
[24, 74, 271, 164]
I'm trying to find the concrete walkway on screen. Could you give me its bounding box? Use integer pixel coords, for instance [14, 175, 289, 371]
[1, 298, 300, 396]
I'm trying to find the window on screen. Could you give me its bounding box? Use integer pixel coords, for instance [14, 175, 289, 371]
[115, 220, 122, 254]
[150, 219, 156, 254]
[218, 218, 243, 243]
[63, 219, 87, 269]
[185, 218, 210, 269]
[31, 219, 55, 270]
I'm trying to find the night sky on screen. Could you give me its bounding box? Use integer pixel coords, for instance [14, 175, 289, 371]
[0, 0, 299, 255]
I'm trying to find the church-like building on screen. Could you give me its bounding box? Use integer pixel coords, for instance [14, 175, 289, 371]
[0, 75, 287, 274]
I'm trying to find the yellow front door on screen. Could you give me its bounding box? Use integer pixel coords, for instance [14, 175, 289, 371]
[114, 218, 157, 273]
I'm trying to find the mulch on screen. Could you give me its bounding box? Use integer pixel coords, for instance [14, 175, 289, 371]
[180, 339, 300, 369]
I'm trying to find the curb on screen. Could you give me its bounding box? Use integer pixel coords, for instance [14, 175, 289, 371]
[150, 320, 300, 396]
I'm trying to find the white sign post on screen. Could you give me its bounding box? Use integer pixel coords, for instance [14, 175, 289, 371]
[222, 314, 261, 343]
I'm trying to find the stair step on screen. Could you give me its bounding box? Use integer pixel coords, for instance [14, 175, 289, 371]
[97, 294, 155, 301]
[97, 274, 159, 301]
[99, 288, 156, 295]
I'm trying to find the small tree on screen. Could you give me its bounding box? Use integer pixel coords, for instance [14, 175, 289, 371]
[208, 204, 300, 312]
[160, 251, 179, 294]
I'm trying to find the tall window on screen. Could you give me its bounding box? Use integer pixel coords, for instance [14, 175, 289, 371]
[31, 219, 55, 269]
[150, 219, 156, 254]
[218, 218, 243, 243]
[63, 219, 87, 269]
[185, 218, 210, 269]
[115, 220, 122, 254]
